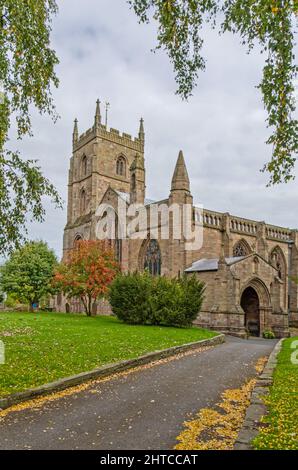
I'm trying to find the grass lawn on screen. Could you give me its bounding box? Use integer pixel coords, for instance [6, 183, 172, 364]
[253, 337, 298, 450]
[0, 312, 216, 397]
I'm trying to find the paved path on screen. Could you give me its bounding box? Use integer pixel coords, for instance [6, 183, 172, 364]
[0, 336, 276, 450]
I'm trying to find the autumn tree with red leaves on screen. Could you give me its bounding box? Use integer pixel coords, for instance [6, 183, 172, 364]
[53, 240, 119, 316]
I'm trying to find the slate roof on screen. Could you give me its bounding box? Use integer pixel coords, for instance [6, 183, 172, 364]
[185, 256, 245, 273]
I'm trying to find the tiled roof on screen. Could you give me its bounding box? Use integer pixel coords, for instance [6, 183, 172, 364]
[185, 256, 245, 272]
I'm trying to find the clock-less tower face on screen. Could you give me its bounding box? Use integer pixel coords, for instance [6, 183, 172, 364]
[63, 102, 145, 256]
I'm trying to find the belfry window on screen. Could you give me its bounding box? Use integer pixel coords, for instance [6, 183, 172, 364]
[144, 239, 161, 276]
[116, 156, 126, 176]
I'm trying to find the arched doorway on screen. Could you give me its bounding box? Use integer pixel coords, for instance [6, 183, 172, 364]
[241, 287, 260, 336]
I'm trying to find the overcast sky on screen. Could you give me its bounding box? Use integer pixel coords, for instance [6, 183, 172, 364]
[11, 0, 298, 258]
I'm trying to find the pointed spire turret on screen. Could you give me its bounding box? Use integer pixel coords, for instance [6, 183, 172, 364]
[73, 118, 79, 145]
[94, 99, 101, 128]
[171, 150, 190, 193]
[138, 117, 145, 142]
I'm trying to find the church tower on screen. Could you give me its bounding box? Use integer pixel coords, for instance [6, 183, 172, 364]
[63, 101, 145, 257]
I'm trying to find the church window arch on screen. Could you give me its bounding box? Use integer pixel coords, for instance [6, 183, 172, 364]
[116, 156, 126, 177]
[270, 246, 286, 280]
[144, 239, 162, 276]
[74, 234, 83, 247]
[233, 239, 251, 257]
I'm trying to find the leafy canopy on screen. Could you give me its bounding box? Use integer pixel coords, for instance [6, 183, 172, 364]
[129, 0, 298, 185]
[53, 240, 119, 316]
[0, 0, 62, 254]
[0, 240, 58, 308]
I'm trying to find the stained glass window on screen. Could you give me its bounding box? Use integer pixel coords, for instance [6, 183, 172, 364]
[144, 239, 161, 276]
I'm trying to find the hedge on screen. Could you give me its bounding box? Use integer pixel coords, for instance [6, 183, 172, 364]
[109, 272, 205, 328]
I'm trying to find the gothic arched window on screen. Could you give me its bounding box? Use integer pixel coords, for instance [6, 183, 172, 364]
[116, 156, 126, 176]
[144, 239, 161, 276]
[233, 240, 251, 257]
[74, 234, 83, 247]
[81, 155, 87, 177]
[270, 247, 286, 280]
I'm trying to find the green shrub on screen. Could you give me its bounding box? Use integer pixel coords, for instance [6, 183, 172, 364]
[109, 272, 205, 328]
[148, 276, 184, 326]
[109, 271, 152, 324]
[263, 329, 276, 339]
[4, 294, 18, 308]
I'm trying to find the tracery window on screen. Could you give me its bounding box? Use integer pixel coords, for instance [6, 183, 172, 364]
[144, 239, 161, 276]
[116, 156, 126, 176]
[233, 240, 250, 257]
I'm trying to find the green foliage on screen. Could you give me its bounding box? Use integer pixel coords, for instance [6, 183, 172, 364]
[263, 329, 276, 339]
[0, 1, 62, 254]
[109, 272, 205, 327]
[108, 271, 152, 324]
[0, 312, 216, 397]
[3, 293, 17, 308]
[129, 0, 298, 185]
[253, 337, 298, 449]
[0, 240, 57, 310]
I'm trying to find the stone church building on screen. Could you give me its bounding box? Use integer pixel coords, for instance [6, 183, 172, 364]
[54, 101, 298, 338]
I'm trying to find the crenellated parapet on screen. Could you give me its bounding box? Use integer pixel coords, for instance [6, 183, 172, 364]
[72, 100, 144, 153]
[73, 123, 144, 153]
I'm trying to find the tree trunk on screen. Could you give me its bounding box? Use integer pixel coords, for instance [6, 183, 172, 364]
[87, 295, 92, 317]
[81, 296, 90, 316]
